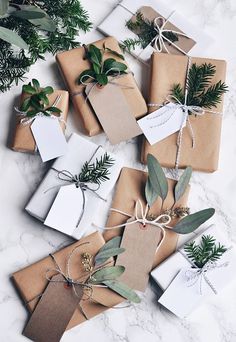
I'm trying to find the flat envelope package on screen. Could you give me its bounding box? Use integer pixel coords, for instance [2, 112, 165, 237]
[98, 0, 213, 63]
[56, 36, 147, 139]
[25, 134, 122, 239]
[151, 225, 236, 318]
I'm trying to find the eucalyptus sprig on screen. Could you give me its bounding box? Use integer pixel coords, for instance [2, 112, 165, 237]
[184, 235, 227, 268]
[81, 237, 141, 303]
[78, 43, 127, 87]
[120, 11, 178, 52]
[20, 78, 61, 118]
[145, 154, 215, 234]
[171, 63, 228, 112]
[79, 152, 114, 185]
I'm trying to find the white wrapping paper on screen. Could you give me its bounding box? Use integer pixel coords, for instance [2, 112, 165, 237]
[25, 134, 122, 239]
[151, 225, 236, 318]
[98, 0, 213, 63]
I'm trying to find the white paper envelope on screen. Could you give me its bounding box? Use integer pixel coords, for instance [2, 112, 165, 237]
[98, 0, 213, 63]
[25, 133, 123, 239]
[151, 225, 236, 318]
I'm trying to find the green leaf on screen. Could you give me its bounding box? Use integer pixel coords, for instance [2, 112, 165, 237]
[89, 44, 102, 66]
[38, 92, 49, 105]
[173, 208, 215, 234]
[92, 62, 101, 74]
[90, 266, 125, 284]
[174, 166, 192, 202]
[0, 0, 9, 16]
[20, 97, 31, 112]
[26, 109, 38, 117]
[103, 59, 127, 74]
[22, 84, 36, 94]
[145, 177, 158, 207]
[104, 45, 125, 60]
[96, 73, 108, 86]
[42, 86, 54, 95]
[19, 6, 56, 32]
[47, 106, 62, 113]
[78, 69, 95, 83]
[32, 79, 40, 90]
[147, 154, 168, 202]
[103, 280, 141, 303]
[95, 236, 123, 266]
[0, 26, 28, 49]
[11, 9, 46, 20]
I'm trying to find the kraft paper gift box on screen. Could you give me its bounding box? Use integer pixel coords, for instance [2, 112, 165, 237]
[141, 53, 227, 172]
[98, 0, 212, 64]
[12, 232, 125, 338]
[12, 89, 69, 153]
[56, 36, 147, 139]
[103, 167, 190, 269]
[25, 133, 122, 240]
[151, 225, 236, 318]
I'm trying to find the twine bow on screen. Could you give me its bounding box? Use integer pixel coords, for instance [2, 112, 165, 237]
[151, 14, 189, 55]
[96, 200, 172, 253]
[15, 95, 66, 126]
[148, 57, 222, 171]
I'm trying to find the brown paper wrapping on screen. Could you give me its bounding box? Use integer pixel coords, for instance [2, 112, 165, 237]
[12, 232, 124, 331]
[131, 6, 196, 55]
[141, 53, 227, 172]
[12, 90, 69, 153]
[56, 36, 147, 136]
[103, 167, 190, 268]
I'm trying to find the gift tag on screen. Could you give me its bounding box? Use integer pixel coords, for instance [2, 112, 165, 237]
[44, 184, 85, 236]
[86, 83, 142, 145]
[31, 117, 67, 162]
[116, 219, 162, 292]
[137, 103, 186, 145]
[23, 273, 83, 342]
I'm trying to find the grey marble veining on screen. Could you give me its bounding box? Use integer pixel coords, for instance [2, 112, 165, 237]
[0, 0, 236, 341]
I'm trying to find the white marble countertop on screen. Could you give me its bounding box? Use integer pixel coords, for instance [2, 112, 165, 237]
[1, 0, 236, 341]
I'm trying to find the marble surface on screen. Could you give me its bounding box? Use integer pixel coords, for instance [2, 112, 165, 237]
[1, 0, 236, 341]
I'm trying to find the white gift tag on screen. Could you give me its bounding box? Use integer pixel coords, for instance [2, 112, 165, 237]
[31, 117, 67, 162]
[137, 103, 186, 145]
[44, 184, 85, 236]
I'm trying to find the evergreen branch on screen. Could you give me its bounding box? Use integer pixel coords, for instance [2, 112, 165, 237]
[79, 153, 115, 185]
[184, 235, 227, 268]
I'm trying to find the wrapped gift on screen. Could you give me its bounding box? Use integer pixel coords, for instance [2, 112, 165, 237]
[103, 167, 190, 270]
[98, 0, 212, 64]
[140, 53, 227, 172]
[25, 133, 122, 239]
[12, 84, 69, 157]
[12, 232, 129, 340]
[151, 225, 236, 318]
[56, 36, 147, 140]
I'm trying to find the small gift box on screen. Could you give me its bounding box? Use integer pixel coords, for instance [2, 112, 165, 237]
[56, 36, 147, 142]
[12, 232, 139, 341]
[12, 79, 69, 162]
[98, 0, 212, 64]
[151, 225, 236, 318]
[140, 53, 227, 172]
[25, 133, 122, 239]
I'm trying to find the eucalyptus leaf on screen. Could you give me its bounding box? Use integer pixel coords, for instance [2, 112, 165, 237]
[11, 10, 46, 20]
[0, 26, 28, 49]
[173, 208, 215, 234]
[95, 247, 125, 266]
[19, 6, 56, 32]
[89, 44, 102, 66]
[174, 166, 192, 202]
[145, 177, 158, 207]
[0, 0, 9, 16]
[95, 236, 122, 266]
[90, 266, 125, 284]
[103, 280, 141, 303]
[147, 154, 168, 202]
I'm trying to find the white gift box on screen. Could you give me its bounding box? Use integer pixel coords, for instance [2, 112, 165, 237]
[98, 0, 213, 64]
[25, 133, 122, 239]
[151, 225, 236, 318]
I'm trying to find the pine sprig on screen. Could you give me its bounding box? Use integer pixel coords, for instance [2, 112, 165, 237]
[79, 153, 114, 185]
[0, 0, 92, 92]
[184, 235, 227, 268]
[121, 11, 178, 52]
[171, 63, 228, 112]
